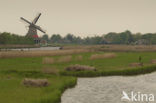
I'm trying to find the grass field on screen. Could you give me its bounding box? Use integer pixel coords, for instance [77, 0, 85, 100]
[1, 50, 156, 103]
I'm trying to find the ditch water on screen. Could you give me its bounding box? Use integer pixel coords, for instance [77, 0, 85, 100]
[1, 47, 60, 51]
[61, 72, 156, 103]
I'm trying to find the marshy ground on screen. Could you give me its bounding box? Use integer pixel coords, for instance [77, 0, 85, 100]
[1, 45, 156, 103]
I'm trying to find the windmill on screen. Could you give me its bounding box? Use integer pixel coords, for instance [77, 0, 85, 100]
[20, 13, 46, 43]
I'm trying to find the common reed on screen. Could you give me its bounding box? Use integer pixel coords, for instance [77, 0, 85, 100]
[0, 49, 90, 58]
[63, 45, 156, 52]
[150, 59, 156, 64]
[57, 55, 72, 63]
[22, 78, 49, 87]
[42, 66, 59, 75]
[75, 55, 83, 61]
[65, 64, 96, 71]
[90, 53, 116, 60]
[2, 45, 156, 59]
[42, 57, 54, 64]
[129, 63, 143, 67]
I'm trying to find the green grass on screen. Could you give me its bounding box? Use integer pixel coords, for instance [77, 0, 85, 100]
[61, 65, 156, 77]
[1, 52, 156, 72]
[0, 74, 76, 103]
[1, 51, 156, 103]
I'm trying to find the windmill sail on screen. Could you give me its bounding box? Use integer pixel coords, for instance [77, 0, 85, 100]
[20, 17, 31, 25]
[32, 13, 41, 24]
[34, 25, 46, 33]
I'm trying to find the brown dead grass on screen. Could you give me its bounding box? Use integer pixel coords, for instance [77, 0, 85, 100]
[96, 45, 156, 52]
[150, 59, 156, 64]
[2, 45, 156, 59]
[22, 78, 49, 87]
[42, 66, 59, 75]
[65, 64, 96, 71]
[42, 57, 55, 64]
[0, 49, 90, 58]
[42, 55, 73, 64]
[129, 62, 143, 67]
[63, 45, 156, 52]
[75, 55, 83, 61]
[57, 55, 72, 63]
[90, 53, 116, 60]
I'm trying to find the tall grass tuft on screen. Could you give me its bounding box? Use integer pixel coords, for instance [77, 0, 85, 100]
[90, 53, 116, 60]
[57, 55, 72, 63]
[65, 64, 96, 71]
[22, 78, 49, 87]
[75, 55, 83, 61]
[129, 62, 143, 67]
[42, 57, 55, 64]
[150, 59, 156, 64]
[42, 66, 59, 75]
[0, 49, 90, 58]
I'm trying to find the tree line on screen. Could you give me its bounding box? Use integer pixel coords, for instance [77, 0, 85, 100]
[1, 30, 156, 45]
[0, 32, 34, 44]
[42, 30, 156, 45]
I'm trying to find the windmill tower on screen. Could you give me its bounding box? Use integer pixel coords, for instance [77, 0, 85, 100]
[20, 13, 46, 43]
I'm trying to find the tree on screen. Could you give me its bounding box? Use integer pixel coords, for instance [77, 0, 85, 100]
[133, 33, 142, 42]
[104, 32, 120, 44]
[0, 32, 34, 44]
[64, 33, 75, 43]
[41, 34, 49, 42]
[50, 34, 62, 43]
[119, 30, 133, 44]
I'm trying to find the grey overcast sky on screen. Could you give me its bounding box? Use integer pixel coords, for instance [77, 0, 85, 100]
[0, 0, 156, 37]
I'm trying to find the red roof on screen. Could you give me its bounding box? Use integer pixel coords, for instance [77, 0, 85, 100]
[32, 34, 38, 38]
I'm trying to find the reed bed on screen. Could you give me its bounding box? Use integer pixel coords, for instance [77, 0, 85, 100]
[129, 62, 143, 67]
[2, 45, 156, 58]
[63, 45, 156, 52]
[42, 57, 54, 64]
[96, 45, 156, 52]
[151, 59, 156, 64]
[0, 49, 90, 58]
[42, 66, 58, 75]
[22, 78, 49, 87]
[57, 55, 72, 63]
[90, 53, 116, 60]
[75, 55, 83, 61]
[42, 55, 73, 64]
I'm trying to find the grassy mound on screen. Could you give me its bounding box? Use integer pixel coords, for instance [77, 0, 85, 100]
[61, 65, 156, 77]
